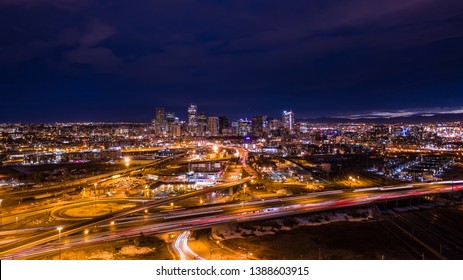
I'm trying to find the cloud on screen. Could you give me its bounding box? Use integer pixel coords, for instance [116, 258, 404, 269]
[342, 107, 463, 119]
[1, 0, 463, 122]
[79, 20, 117, 47]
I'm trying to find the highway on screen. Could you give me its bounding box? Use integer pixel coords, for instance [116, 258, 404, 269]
[0, 151, 188, 204]
[1, 179, 461, 259]
[0, 175, 254, 257]
[172, 231, 205, 260]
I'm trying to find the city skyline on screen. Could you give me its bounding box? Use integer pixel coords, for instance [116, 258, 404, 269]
[1, 0, 463, 122]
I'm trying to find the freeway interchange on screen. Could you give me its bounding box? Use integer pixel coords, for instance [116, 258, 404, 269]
[0, 175, 461, 259]
[1, 145, 462, 259]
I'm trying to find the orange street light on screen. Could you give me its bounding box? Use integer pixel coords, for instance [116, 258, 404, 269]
[57, 227, 63, 241]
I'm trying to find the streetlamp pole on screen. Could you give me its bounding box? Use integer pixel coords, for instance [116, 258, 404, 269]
[57, 227, 62, 241]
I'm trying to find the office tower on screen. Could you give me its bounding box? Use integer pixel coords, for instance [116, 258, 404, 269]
[251, 115, 265, 137]
[238, 118, 252, 137]
[188, 104, 198, 135]
[152, 108, 166, 136]
[282, 110, 295, 134]
[197, 112, 208, 136]
[207, 116, 219, 136]
[165, 112, 175, 134]
[218, 116, 230, 135]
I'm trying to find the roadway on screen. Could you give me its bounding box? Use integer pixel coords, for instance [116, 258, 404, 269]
[0, 151, 188, 204]
[0, 175, 254, 258]
[1, 179, 461, 259]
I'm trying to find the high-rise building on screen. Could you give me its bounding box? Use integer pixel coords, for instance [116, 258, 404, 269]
[197, 112, 208, 136]
[218, 116, 230, 135]
[156, 108, 165, 123]
[269, 118, 282, 131]
[165, 112, 176, 134]
[238, 118, 252, 136]
[251, 115, 265, 137]
[152, 108, 166, 136]
[282, 110, 295, 134]
[207, 116, 219, 136]
[171, 123, 182, 137]
[188, 105, 198, 135]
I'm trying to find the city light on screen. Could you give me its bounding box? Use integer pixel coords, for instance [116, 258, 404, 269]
[1, 105, 463, 262]
[57, 227, 63, 241]
[2, 0, 463, 268]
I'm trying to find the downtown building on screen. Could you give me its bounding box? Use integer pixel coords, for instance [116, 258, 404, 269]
[282, 110, 295, 134]
[207, 116, 219, 136]
[187, 104, 198, 135]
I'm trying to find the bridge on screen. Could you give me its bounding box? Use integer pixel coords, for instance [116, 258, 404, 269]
[1, 179, 461, 259]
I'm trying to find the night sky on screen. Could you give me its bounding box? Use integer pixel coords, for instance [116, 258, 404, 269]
[1, 0, 463, 122]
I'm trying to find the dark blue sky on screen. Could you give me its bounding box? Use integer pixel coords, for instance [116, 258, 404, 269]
[1, 0, 463, 122]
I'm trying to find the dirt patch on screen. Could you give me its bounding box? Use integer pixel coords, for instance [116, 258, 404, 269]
[39, 234, 173, 260]
[223, 220, 416, 260]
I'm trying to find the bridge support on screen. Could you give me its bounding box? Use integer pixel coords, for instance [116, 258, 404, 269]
[229, 187, 234, 196]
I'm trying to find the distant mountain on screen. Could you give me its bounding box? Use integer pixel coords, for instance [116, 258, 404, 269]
[299, 113, 463, 124]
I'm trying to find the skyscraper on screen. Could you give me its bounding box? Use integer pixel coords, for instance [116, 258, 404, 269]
[156, 108, 165, 123]
[197, 112, 208, 136]
[238, 118, 252, 136]
[165, 112, 176, 134]
[207, 116, 219, 136]
[251, 115, 265, 137]
[218, 116, 230, 135]
[188, 105, 198, 135]
[153, 108, 166, 136]
[282, 110, 295, 134]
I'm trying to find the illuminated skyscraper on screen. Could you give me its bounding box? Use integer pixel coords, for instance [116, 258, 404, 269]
[238, 118, 252, 136]
[251, 115, 265, 137]
[207, 116, 219, 136]
[198, 112, 208, 136]
[188, 104, 198, 135]
[218, 116, 230, 135]
[165, 112, 176, 134]
[153, 108, 166, 136]
[282, 110, 295, 134]
[156, 108, 165, 123]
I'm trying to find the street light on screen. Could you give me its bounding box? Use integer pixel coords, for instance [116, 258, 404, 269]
[57, 227, 63, 241]
[170, 202, 174, 210]
[238, 246, 252, 259]
[125, 157, 130, 168]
